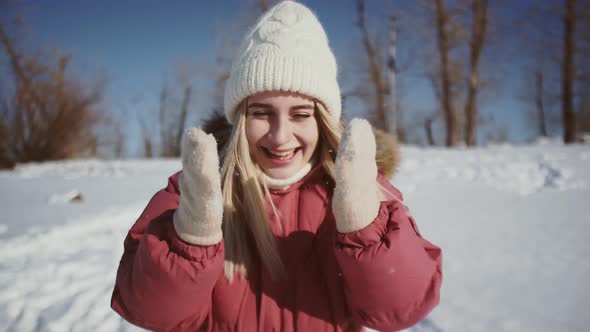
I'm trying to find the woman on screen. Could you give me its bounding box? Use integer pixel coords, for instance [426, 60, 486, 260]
[111, 1, 442, 331]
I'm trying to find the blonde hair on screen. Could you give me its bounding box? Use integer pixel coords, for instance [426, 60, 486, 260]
[220, 100, 342, 281]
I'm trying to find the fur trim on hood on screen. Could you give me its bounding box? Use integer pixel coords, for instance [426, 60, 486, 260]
[201, 112, 400, 178]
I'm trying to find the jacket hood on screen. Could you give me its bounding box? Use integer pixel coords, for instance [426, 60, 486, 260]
[201, 112, 400, 178]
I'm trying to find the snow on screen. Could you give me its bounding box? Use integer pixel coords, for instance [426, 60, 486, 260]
[1, 142, 589, 332]
[47, 189, 83, 205]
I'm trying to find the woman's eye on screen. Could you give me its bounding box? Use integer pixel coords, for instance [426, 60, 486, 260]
[293, 113, 311, 119]
[250, 111, 269, 117]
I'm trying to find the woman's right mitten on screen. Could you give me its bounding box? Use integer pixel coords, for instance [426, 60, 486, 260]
[173, 128, 224, 245]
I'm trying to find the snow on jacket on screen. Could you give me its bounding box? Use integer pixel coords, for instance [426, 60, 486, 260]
[111, 163, 442, 331]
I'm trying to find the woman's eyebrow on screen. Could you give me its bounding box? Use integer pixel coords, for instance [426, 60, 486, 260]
[291, 105, 314, 111]
[247, 103, 314, 110]
[247, 103, 274, 109]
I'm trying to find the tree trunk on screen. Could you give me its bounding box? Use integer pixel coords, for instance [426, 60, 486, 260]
[174, 85, 192, 157]
[158, 84, 169, 156]
[435, 0, 460, 146]
[143, 137, 153, 158]
[464, 0, 488, 146]
[357, 0, 388, 132]
[562, 0, 576, 143]
[535, 70, 548, 137]
[388, 16, 399, 139]
[424, 116, 436, 146]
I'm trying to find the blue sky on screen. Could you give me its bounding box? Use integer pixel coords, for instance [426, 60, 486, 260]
[2, 0, 559, 153]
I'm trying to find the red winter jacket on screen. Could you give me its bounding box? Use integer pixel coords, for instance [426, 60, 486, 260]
[111, 166, 442, 331]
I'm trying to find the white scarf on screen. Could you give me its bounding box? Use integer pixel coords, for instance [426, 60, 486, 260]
[261, 161, 315, 190]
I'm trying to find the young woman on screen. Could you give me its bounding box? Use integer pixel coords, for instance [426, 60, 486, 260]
[111, 1, 442, 331]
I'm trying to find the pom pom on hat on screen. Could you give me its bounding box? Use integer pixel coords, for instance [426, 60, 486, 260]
[224, 0, 341, 124]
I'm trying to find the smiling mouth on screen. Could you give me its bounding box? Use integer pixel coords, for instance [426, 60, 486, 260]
[262, 147, 301, 160]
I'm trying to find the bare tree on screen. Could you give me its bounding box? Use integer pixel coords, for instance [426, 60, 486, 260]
[111, 121, 125, 158]
[356, 0, 389, 132]
[96, 108, 127, 159]
[424, 113, 438, 146]
[425, 61, 464, 146]
[387, 16, 406, 141]
[464, 0, 488, 146]
[0, 22, 102, 168]
[534, 69, 549, 137]
[158, 76, 193, 158]
[212, 50, 230, 114]
[176, 85, 191, 154]
[434, 0, 461, 146]
[137, 110, 154, 158]
[484, 125, 509, 144]
[577, 1, 590, 137]
[577, 90, 590, 136]
[401, 107, 439, 146]
[517, 1, 564, 140]
[525, 0, 590, 143]
[562, 0, 577, 143]
[158, 83, 171, 156]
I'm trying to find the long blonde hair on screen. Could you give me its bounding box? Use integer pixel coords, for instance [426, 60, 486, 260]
[220, 100, 343, 281]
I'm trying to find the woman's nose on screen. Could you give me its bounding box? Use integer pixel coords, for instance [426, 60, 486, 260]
[267, 115, 292, 146]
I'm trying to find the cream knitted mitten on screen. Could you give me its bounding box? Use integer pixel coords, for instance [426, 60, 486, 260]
[173, 128, 224, 245]
[332, 119, 381, 233]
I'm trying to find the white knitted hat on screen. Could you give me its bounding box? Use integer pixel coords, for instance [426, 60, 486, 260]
[224, 0, 341, 124]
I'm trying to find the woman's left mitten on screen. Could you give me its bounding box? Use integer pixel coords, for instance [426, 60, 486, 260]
[332, 119, 381, 233]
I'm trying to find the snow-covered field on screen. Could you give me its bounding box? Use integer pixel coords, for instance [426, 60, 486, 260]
[1, 141, 588, 332]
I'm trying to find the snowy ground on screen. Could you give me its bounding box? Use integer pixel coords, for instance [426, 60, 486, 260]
[1, 141, 589, 332]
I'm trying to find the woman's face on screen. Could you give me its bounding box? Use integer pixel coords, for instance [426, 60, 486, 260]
[244, 91, 319, 179]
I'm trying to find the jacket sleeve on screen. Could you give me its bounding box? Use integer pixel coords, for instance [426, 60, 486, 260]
[111, 172, 225, 331]
[333, 175, 442, 331]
